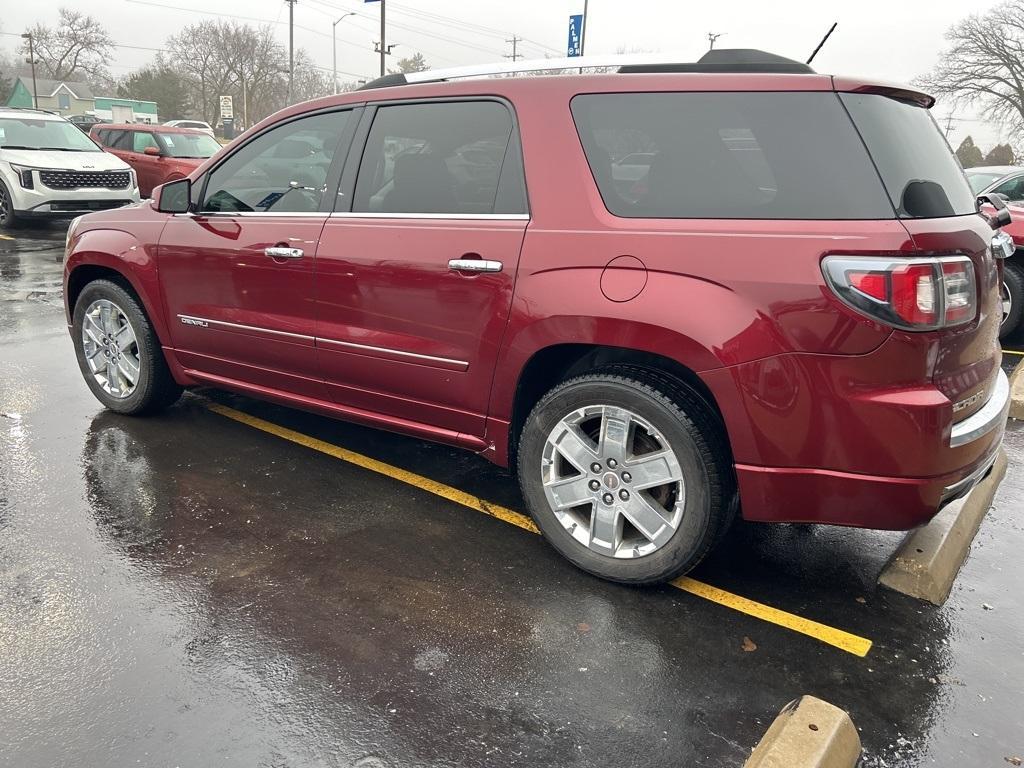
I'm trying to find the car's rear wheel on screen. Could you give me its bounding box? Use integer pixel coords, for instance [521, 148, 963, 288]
[72, 279, 183, 415]
[1000, 262, 1024, 340]
[517, 368, 734, 584]
[0, 180, 23, 230]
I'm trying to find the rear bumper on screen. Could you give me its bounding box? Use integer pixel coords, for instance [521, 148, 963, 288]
[702, 338, 1009, 530]
[735, 441, 1002, 530]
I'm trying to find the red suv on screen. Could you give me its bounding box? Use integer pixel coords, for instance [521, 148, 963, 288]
[64, 50, 1010, 584]
[90, 123, 222, 197]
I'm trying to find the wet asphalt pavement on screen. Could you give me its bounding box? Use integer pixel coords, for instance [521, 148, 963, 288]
[1, 224, 1023, 768]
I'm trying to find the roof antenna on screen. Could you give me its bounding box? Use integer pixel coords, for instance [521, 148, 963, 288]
[806, 22, 837, 65]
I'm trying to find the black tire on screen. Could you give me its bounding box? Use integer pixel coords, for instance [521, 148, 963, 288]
[0, 179, 23, 230]
[1000, 262, 1024, 340]
[72, 279, 183, 415]
[517, 366, 735, 584]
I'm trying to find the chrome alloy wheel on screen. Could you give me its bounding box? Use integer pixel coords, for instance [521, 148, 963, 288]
[81, 299, 141, 398]
[1002, 280, 1013, 327]
[541, 404, 685, 559]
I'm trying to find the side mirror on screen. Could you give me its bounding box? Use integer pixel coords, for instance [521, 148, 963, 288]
[978, 193, 1012, 230]
[156, 178, 192, 214]
[143, 146, 161, 156]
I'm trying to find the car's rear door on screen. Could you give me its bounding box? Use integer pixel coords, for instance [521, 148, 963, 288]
[314, 99, 529, 439]
[158, 107, 359, 399]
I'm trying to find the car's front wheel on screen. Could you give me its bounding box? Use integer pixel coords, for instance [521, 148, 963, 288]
[1000, 262, 1024, 340]
[72, 279, 183, 415]
[0, 179, 23, 230]
[517, 368, 735, 584]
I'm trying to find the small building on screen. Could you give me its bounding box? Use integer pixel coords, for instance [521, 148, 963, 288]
[7, 76, 94, 116]
[92, 97, 158, 124]
[5, 77, 158, 124]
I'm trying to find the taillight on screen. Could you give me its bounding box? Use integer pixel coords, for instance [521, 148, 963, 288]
[822, 256, 976, 331]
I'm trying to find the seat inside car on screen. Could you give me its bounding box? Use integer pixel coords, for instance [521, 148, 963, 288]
[384, 153, 456, 213]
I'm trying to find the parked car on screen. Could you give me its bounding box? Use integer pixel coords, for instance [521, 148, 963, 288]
[63, 50, 1009, 584]
[965, 165, 1024, 202]
[163, 119, 216, 138]
[0, 107, 139, 229]
[91, 123, 223, 197]
[68, 114, 107, 133]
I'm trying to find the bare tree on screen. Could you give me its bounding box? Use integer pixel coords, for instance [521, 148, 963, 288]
[918, 1, 1024, 138]
[20, 8, 114, 82]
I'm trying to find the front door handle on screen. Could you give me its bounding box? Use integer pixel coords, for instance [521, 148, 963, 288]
[265, 247, 304, 259]
[448, 258, 503, 273]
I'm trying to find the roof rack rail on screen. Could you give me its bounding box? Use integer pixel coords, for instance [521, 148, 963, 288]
[358, 48, 814, 90]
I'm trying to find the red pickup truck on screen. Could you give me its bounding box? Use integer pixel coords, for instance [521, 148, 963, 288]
[64, 50, 1010, 584]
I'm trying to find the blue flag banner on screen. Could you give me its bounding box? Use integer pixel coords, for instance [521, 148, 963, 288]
[567, 14, 583, 57]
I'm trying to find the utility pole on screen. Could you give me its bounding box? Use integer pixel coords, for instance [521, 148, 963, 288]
[20, 32, 38, 110]
[580, 0, 589, 56]
[333, 12, 355, 94]
[943, 114, 954, 137]
[504, 35, 521, 62]
[286, 0, 296, 103]
[707, 32, 723, 49]
[380, 0, 386, 77]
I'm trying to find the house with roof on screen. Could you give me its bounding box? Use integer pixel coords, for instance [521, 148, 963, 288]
[6, 76, 158, 124]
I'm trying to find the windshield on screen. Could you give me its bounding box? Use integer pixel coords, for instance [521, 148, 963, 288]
[158, 132, 221, 158]
[0, 117, 101, 151]
[840, 93, 977, 218]
[965, 171, 1004, 194]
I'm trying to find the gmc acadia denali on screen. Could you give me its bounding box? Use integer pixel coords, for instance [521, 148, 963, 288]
[63, 50, 1011, 584]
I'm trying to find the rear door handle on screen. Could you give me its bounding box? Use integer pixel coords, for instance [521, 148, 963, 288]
[265, 247, 304, 259]
[448, 258, 503, 273]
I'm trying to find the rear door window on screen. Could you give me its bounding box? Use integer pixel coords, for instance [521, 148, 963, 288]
[571, 92, 893, 220]
[352, 100, 526, 215]
[840, 93, 977, 218]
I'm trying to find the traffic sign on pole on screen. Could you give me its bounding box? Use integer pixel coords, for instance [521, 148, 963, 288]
[567, 14, 583, 57]
[219, 95, 233, 120]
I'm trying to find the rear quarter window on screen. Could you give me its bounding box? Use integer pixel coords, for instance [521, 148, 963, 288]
[571, 91, 894, 220]
[840, 93, 977, 218]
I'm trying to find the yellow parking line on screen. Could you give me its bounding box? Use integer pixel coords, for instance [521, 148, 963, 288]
[1003, 349, 1024, 356]
[0, 234, 14, 241]
[208, 402, 872, 657]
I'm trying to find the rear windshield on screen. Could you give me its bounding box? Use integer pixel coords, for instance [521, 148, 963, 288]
[571, 92, 893, 220]
[840, 93, 976, 218]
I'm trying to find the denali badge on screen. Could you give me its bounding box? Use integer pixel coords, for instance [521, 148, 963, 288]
[952, 389, 986, 413]
[180, 316, 209, 328]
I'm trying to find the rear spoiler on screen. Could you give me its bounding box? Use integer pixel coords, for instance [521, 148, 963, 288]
[832, 77, 935, 108]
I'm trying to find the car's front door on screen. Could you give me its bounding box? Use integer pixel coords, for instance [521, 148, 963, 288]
[158, 108, 357, 399]
[315, 99, 529, 439]
[129, 130, 161, 196]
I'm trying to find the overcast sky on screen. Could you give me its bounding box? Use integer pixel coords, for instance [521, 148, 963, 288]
[0, 0, 1012, 148]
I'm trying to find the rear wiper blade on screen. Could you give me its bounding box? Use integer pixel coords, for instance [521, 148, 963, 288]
[38, 147, 89, 151]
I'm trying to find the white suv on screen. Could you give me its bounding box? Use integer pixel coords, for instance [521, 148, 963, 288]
[0, 108, 140, 229]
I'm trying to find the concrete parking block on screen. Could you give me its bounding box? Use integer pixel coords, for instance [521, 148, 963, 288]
[879, 448, 1007, 605]
[1010, 359, 1024, 421]
[744, 696, 861, 768]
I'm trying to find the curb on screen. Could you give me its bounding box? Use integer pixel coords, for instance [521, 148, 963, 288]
[744, 695, 861, 768]
[878, 448, 1007, 605]
[1010, 359, 1024, 421]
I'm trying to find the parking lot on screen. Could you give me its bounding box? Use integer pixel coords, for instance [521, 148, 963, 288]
[2, 223, 1023, 767]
